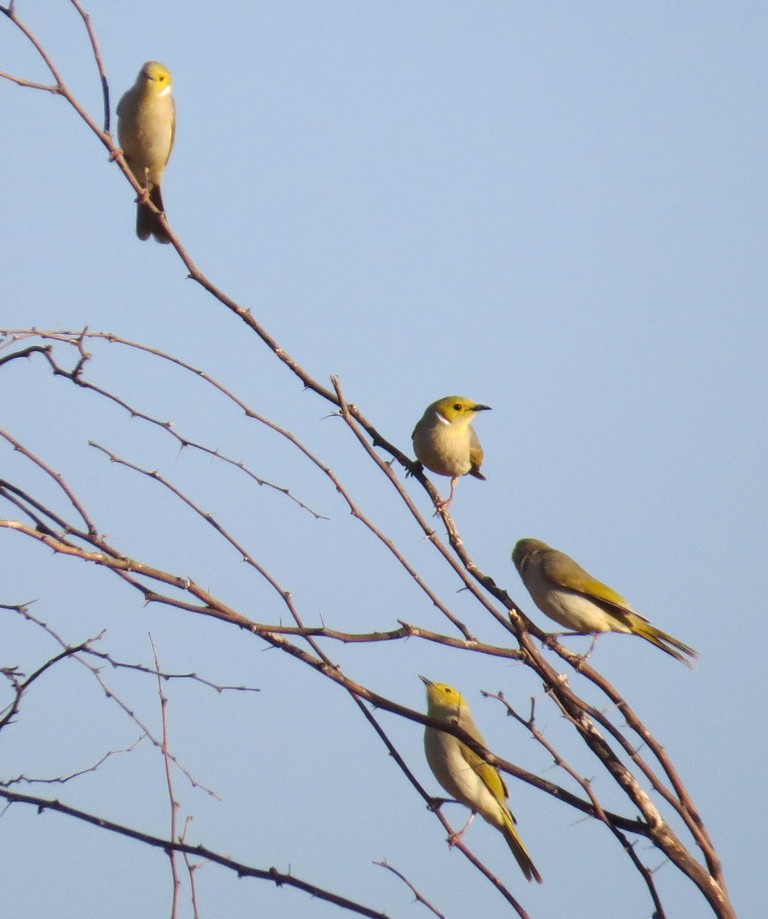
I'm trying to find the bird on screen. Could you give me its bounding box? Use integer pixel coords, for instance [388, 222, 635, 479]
[411, 396, 491, 508]
[117, 61, 176, 243]
[420, 676, 542, 883]
[512, 538, 697, 665]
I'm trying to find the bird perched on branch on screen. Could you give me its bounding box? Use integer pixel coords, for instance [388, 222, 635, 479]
[117, 61, 176, 243]
[512, 538, 697, 665]
[411, 396, 491, 508]
[420, 676, 542, 883]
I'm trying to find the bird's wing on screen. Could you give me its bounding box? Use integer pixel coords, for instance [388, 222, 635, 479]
[540, 551, 641, 618]
[468, 427, 485, 477]
[457, 722, 511, 807]
[167, 97, 177, 165]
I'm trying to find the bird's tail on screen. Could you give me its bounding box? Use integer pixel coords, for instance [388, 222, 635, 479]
[631, 617, 698, 667]
[137, 184, 171, 244]
[501, 813, 543, 884]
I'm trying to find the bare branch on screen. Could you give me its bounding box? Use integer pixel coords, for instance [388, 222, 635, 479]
[486, 691, 668, 918]
[150, 637, 182, 919]
[375, 860, 446, 918]
[0, 331, 328, 519]
[3, 739, 143, 788]
[1, 428, 98, 535]
[67, 0, 110, 131]
[0, 788, 389, 919]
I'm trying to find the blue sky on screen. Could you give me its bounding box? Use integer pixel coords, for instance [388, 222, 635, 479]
[2, 3, 765, 917]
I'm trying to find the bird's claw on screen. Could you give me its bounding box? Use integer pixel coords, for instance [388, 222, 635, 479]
[426, 796, 450, 813]
[405, 460, 423, 480]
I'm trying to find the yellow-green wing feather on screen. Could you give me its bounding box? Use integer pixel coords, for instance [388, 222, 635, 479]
[457, 726, 542, 882]
[540, 550, 633, 612]
[468, 427, 485, 479]
[457, 733, 510, 804]
[540, 550, 696, 664]
[167, 97, 177, 166]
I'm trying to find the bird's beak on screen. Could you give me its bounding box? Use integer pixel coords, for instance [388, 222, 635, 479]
[472, 404, 492, 413]
[419, 675, 433, 687]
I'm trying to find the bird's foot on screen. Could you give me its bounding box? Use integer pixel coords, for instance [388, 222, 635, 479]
[405, 460, 423, 480]
[447, 812, 476, 846]
[542, 632, 566, 651]
[426, 796, 451, 813]
[432, 495, 454, 517]
[571, 634, 600, 670]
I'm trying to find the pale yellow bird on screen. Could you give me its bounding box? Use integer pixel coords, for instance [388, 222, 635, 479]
[512, 538, 697, 665]
[420, 676, 542, 883]
[411, 395, 491, 508]
[117, 61, 176, 243]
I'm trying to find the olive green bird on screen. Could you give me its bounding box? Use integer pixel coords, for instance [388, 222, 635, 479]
[117, 61, 176, 243]
[411, 396, 491, 508]
[420, 677, 542, 883]
[512, 538, 697, 665]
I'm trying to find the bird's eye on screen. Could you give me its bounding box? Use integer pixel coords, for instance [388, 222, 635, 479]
[453, 403, 462, 411]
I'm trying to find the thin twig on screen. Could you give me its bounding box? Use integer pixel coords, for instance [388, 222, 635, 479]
[180, 816, 205, 919]
[375, 860, 446, 919]
[2, 739, 143, 788]
[67, 0, 110, 131]
[150, 638, 182, 918]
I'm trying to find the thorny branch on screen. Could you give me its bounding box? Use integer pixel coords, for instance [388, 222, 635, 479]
[485, 691, 668, 919]
[0, 330, 327, 519]
[0, 788, 389, 919]
[375, 860, 447, 919]
[151, 638, 183, 919]
[2, 739, 144, 788]
[1, 605, 253, 798]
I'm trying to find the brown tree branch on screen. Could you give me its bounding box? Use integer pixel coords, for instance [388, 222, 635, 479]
[0, 788, 390, 919]
[486, 691, 668, 919]
[150, 638, 183, 918]
[375, 860, 446, 918]
[67, 0, 110, 132]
